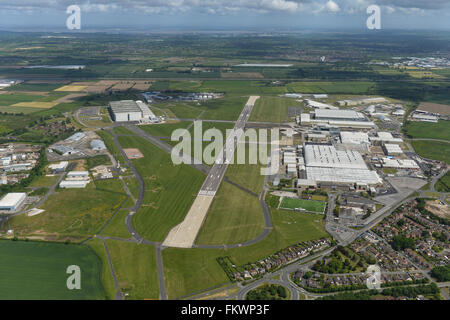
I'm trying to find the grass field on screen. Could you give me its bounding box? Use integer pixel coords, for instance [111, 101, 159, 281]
[199, 95, 248, 121]
[160, 102, 203, 119]
[29, 174, 59, 187]
[105, 240, 159, 300]
[140, 121, 192, 137]
[286, 81, 375, 94]
[195, 182, 265, 245]
[249, 96, 295, 123]
[0, 105, 44, 114]
[86, 238, 117, 300]
[163, 208, 327, 299]
[6, 179, 127, 241]
[0, 92, 43, 105]
[405, 120, 450, 141]
[435, 172, 450, 193]
[117, 134, 205, 242]
[280, 198, 326, 213]
[55, 85, 87, 92]
[100, 209, 132, 239]
[411, 140, 450, 164]
[0, 240, 105, 299]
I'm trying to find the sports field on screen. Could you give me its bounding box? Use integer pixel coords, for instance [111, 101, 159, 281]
[0, 240, 105, 299]
[280, 198, 326, 213]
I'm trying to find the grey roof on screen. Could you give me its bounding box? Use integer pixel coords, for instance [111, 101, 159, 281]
[109, 100, 141, 113]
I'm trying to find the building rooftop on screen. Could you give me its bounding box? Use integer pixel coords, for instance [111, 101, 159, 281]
[0, 192, 26, 207]
[109, 100, 141, 113]
[340, 131, 369, 145]
[306, 167, 381, 185]
[315, 109, 365, 120]
[304, 144, 368, 169]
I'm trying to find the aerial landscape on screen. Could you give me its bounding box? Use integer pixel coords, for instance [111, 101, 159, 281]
[0, 0, 449, 310]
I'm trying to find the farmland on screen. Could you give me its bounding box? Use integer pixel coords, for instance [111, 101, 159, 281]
[411, 140, 450, 164]
[404, 120, 450, 141]
[0, 240, 105, 299]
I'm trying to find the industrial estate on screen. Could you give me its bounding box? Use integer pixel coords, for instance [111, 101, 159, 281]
[0, 23, 449, 303]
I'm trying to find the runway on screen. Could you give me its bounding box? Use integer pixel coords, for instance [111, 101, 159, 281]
[162, 96, 260, 248]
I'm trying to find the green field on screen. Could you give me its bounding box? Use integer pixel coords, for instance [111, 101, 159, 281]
[117, 134, 205, 242]
[0, 93, 43, 105]
[6, 179, 127, 241]
[249, 96, 296, 123]
[435, 172, 450, 193]
[100, 209, 132, 239]
[199, 95, 248, 121]
[29, 174, 59, 187]
[405, 120, 450, 141]
[0, 105, 44, 114]
[286, 81, 375, 94]
[0, 240, 105, 299]
[87, 238, 117, 300]
[140, 121, 192, 137]
[412, 140, 450, 164]
[163, 208, 327, 299]
[280, 198, 326, 213]
[105, 240, 160, 300]
[195, 182, 265, 245]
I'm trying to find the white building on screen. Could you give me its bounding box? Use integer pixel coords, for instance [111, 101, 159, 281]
[66, 171, 90, 180]
[304, 99, 338, 110]
[0, 193, 26, 211]
[369, 132, 403, 144]
[90, 140, 106, 151]
[384, 144, 403, 155]
[48, 161, 69, 173]
[109, 100, 144, 122]
[304, 145, 368, 170]
[59, 180, 90, 188]
[382, 158, 419, 169]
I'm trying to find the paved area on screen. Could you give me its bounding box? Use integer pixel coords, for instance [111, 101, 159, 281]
[163, 96, 259, 248]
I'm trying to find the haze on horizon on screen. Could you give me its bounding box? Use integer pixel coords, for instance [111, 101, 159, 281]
[0, 0, 450, 31]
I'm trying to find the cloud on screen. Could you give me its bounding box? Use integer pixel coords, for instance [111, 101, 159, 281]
[325, 0, 340, 13]
[0, 0, 449, 15]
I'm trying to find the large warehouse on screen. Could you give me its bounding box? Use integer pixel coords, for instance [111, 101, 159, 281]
[304, 144, 368, 169]
[109, 100, 157, 122]
[0, 192, 26, 212]
[303, 144, 381, 185]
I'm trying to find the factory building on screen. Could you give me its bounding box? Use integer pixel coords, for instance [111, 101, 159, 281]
[109, 100, 158, 122]
[383, 144, 403, 155]
[300, 109, 375, 129]
[65, 132, 85, 142]
[369, 132, 403, 144]
[90, 139, 106, 151]
[66, 171, 89, 180]
[382, 158, 420, 169]
[304, 99, 338, 110]
[48, 161, 69, 173]
[339, 132, 370, 152]
[303, 144, 381, 186]
[59, 180, 90, 189]
[0, 192, 26, 212]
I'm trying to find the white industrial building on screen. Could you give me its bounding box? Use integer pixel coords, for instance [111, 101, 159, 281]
[382, 158, 419, 169]
[66, 171, 89, 180]
[306, 167, 382, 185]
[90, 139, 106, 151]
[411, 112, 439, 123]
[339, 132, 370, 151]
[0, 192, 26, 212]
[300, 109, 375, 129]
[384, 144, 403, 155]
[65, 132, 85, 142]
[303, 144, 381, 185]
[109, 100, 158, 122]
[304, 99, 338, 110]
[304, 145, 368, 169]
[369, 132, 403, 144]
[48, 161, 68, 173]
[59, 180, 90, 188]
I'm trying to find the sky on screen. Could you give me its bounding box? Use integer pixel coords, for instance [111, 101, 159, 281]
[0, 0, 450, 31]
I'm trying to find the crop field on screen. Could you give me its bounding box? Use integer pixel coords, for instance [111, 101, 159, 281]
[405, 120, 450, 141]
[195, 182, 265, 245]
[12, 101, 58, 109]
[280, 198, 326, 213]
[55, 85, 88, 92]
[249, 96, 295, 122]
[411, 140, 450, 164]
[105, 240, 160, 300]
[0, 240, 105, 299]
[6, 179, 128, 241]
[0, 92, 43, 105]
[117, 134, 205, 242]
